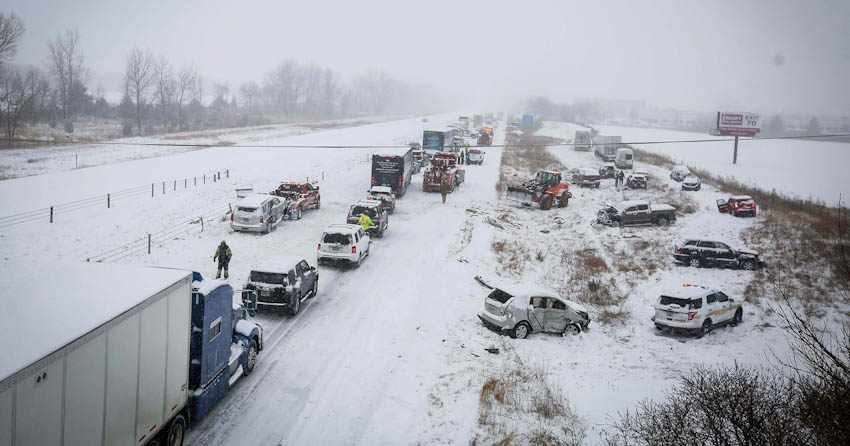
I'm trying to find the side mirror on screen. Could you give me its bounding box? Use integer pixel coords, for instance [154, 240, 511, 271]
[311, 266, 317, 273]
[528, 304, 535, 310]
[240, 290, 258, 317]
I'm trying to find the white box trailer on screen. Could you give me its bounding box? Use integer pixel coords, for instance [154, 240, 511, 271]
[0, 264, 193, 446]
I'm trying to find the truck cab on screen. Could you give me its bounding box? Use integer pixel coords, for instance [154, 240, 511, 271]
[189, 276, 262, 422]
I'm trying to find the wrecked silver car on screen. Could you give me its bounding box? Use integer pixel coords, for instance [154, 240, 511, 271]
[477, 281, 590, 339]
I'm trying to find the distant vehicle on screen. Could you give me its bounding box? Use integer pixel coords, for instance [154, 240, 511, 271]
[682, 175, 701, 191]
[372, 148, 414, 198]
[599, 162, 616, 179]
[231, 193, 289, 233]
[615, 147, 634, 169]
[317, 224, 371, 268]
[473, 114, 483, 129]
[573, 167, 601, 188]
[0, 264, 263, 446]
[597, 200, 676, 227]
[422, 129, 457, 154]
[574, 130, 592, 151]
[651, 284, 743, 337]
[411, 148, 427, 170]
[477, 280, 590, 339]
[347, 199, 389, 238]
[366, 185, 396, 214]
[717, 195, 757, 217]
[594, 135, 621, 161]
[423, 152, 465, 193]
[421, 117, 429, 122]
[506, 170, 571, 209]
[467, 148, 484, 165]
[626, 173, 647, 189]
[459, 116, 469, 129]
[245, 256, 318, 315]
[270, 181, 322, 218]
[670, 165, 691, 182]
[478, 126, 493, 146]
[673, 239, 765, 270]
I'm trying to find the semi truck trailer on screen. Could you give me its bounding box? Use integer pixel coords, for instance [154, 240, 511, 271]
[0, 263, 262, 446]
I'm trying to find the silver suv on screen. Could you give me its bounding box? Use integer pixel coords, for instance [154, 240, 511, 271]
[477, 282, 590, 339]
[231, 194, 288, 233]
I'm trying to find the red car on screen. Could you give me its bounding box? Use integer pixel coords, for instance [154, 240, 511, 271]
[271, 181, 321, 219]
[717, 195, 756, 217]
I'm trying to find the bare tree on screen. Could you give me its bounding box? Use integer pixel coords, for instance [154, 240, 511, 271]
[45, 30, 85, 121]
[153, 55, 175, 128]
[239, 81, 261, 113]
[0, 11, 25, 67]
[320, 68, 337, 117]
[124, 48, 154, 133]
[0, 67, 43, 139]
[176, 65, 196, 129]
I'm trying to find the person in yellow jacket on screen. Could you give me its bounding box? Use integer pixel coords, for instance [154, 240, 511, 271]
[358, 213, 373, 231]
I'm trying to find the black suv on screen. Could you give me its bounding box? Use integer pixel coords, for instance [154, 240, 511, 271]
[245, 256, 318, 315]
[673, 239, 764, 270]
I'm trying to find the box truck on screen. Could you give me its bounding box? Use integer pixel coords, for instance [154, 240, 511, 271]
[574, 131, 592, 151]
[0, 263, 263, 446]
[594, 135, 622, 162]
[372, 147, 414, 198]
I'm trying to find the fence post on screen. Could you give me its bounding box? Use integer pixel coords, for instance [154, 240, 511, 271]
[204, 174, 206, 184]
[306, 176, 309, 183]
[152, 183, 154, 197]
[322, 171, 324, 181]
[107, 193, 110, 208]
[50, 206, 53, 223]
[148, 234, 151, 254]
[226, 169, 229, 178]
[162, 181, 165, 194]
[194, 177, 197, 186]
[213, 173, 217, 183]
[173, 180, 176, 191]
[200, 217, 204, 232]
[185, 178, 187, 188]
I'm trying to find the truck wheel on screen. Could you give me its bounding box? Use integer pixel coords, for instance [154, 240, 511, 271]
[310, 280, 318, 298]
[656, 216, 669, 226]
[315, 198, 321, 209]
[689, 257, 701, 268]
[166, 414, 186, 446]
[741, 260, 755, 270]
[244, 339, 258, 374]
[698, 319, 713, 338]
[540, 195, 553, 210]
[511, 322, 531, 339]
[732, 309, 743, 326]
[610, 220, 620, 228]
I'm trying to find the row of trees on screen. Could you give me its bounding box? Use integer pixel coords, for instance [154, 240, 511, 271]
[0, 10, 440, 141]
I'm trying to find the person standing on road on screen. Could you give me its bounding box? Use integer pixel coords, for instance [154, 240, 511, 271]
[440, 170, 450, 204]
[358, 212, 373, 231]
[213, 240, 232, 279]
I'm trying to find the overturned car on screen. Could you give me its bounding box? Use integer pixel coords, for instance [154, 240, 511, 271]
[477, 280, 590, 339]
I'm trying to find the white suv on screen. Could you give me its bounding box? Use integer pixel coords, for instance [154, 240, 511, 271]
[317, 224, 371, 268]
[652, 284, 743, 337]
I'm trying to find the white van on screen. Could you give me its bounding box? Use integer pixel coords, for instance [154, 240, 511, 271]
[615, 148, 633, 169]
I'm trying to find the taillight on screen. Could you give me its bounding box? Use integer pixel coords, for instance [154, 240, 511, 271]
[398, 175, 403, 186]
[260, 216, 264, 224]
[351, 246, 357, 253]
[371, 175, 375, 185]
[688, 312, 697, 320]
[230, 213, 233, 221]
[317, 243, 321, 250]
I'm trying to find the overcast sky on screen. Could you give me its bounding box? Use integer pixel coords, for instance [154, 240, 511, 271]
[6, 0, 850, 115]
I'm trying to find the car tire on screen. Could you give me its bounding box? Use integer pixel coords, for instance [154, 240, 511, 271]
[610, 220, 620, 228]
[289, 292, 301, 316]
[741, 260, 755, 270]
[315, 199, 321, 209]
[689, 257, 701, 268]
[698, 319, 712, 338]
[732, 309, 743, 326]
[244, 339, 258, 374]
[296, 208, 302, 220]
[657, 216, 669, 226]
[540, 194, 553, 210]
[511, 322, 531, 339]
[353, 254, 362, 269]
[265, 222, 272, 234]
[563, 323, 581, 336]
[310, 280, 318, 298]
[166, 414, 186, 446]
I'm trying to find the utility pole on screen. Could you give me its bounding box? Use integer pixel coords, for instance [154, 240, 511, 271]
[733, 135, 739, 164]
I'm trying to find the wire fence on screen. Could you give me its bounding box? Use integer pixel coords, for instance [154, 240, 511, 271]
[0, 169, 231, 229]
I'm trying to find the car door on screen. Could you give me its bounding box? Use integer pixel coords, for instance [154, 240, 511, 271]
[527, 296, 546, 332]
[714, 242, 738, 268]
[713, 292, 732, 322]
[297, 260, 315, 294]
[705, 292, 719, 321]
[543, 298, 569, 333]
[697, 241, 717, 267]
[623, 206, 638, 225]
[270, 198, 282, 222]
[716, 199, 729, 213]
[636, 204, 652, 224]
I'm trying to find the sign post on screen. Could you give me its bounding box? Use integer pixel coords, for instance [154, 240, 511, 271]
[715, 112, 760, 164]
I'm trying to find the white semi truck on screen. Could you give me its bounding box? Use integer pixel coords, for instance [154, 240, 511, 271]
[594, 135, 622, 162]
[0, 263, 262, 446]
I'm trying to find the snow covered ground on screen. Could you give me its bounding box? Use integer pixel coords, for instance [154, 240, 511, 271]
[0, 115, 823, 444]
[592, 124, 850, 206]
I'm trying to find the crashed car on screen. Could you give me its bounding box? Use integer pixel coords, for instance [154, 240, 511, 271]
[651, 284, 743, 337]
[673, 238, 765, 270]
[366, 185, 396, 214]
[682, 175, 701, 191]
[626, 173, 647, 189]
[477, 281, 590, 339]
[573, 167, 601, 188]
[670, 165, 691, 182]
[599, 162, 616, 179]
[597, 200, 676, 227]
[717, 195, 757, 217]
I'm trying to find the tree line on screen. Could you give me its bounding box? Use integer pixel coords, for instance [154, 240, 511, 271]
[0, 11, 440, 141]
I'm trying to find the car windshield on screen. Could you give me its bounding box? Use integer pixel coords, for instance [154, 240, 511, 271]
[487, 288, 513, 303]
[250, 271, 287, 285]
[659, 295, 698, 308]
[323, 232, 352, 245]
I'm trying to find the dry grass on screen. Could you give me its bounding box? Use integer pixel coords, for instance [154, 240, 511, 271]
[476, 345, 586, 446]
[492, 238, 532, 275]
[497, 122, 565, 193]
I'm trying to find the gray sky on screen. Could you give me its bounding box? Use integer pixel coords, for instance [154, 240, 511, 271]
[6, 0, 850, 114]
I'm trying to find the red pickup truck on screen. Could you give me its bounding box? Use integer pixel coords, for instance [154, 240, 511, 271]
[717, 195, 757, 217]
[270, 181, 321, 219]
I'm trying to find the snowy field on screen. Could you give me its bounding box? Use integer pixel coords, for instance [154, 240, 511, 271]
[594, 124, 850, 206]
[0, 115, 818, 444]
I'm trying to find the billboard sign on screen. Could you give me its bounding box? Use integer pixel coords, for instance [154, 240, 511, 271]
[716, 112, 760, 136]
[522, 114, 534, 125]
